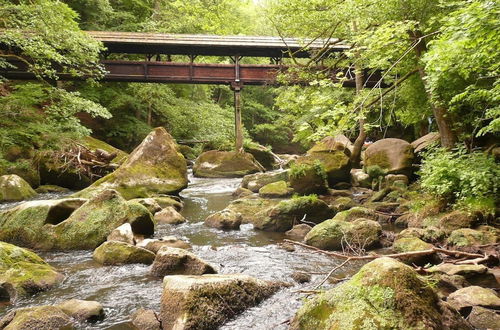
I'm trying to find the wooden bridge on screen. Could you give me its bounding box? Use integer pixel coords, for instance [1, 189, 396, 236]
[1, 31, 386, 150]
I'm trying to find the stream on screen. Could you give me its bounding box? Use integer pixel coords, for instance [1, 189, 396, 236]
[0, 172, 369, 329]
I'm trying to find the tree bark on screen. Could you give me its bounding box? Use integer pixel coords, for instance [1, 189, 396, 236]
[411, 30, 457, 148]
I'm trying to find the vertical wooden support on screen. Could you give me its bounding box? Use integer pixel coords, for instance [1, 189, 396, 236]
[234, 86, 243, 151]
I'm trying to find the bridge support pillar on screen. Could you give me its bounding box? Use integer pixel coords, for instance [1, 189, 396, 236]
[233, 85, 243, 152]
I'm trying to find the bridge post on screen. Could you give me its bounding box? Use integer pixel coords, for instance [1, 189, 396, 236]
[232, 84, 244, 152]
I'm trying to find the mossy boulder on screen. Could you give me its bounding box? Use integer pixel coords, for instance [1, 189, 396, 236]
[396, 226, 446, 243]
[258, 181, 293, 198]
[76, 128, 188, 199]
[193, 150, 264, 178]
[150, 196, 184, 211]
[56, 299, 104, 322]
[93, 241, 155, 265]
[225, 196, 280, 224]
[0, 190, 154, 250]
[128, 198, 162, 214]
[446, 226, 499, 247]
[35, 185, 70, 194]
[255, 196, 335, 232]
[439, 210, 480, 233]
[331, 206, 378, 222]
[364, 138, 415, 176]
[305, 218, 382, 251]
[392, 237, 439, 265]
[0, 174, 36, 202]
[0, 305, 74, 330]
[150, 247, 216, 277]
[244, 143, 276, 170]
[447, 286, 500, 312]
[240, 170, 288, 192]
[204, 209, 242, 230]
[330, 196, 356, 212]
[159, 274, 281, 330]
[290, 257, 471, 330]
[289, 162, 329, 195]
[0, 242, 64, 303]
[154, 206, 186, 225]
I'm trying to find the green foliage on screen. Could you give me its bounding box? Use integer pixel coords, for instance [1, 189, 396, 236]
[419, 147, 500, 205]
[290, 160, 327, 182]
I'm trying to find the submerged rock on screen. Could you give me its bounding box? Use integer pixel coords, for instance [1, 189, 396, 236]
[150, 247, 216, 277]
[131, 308, 161, 330]
[76, 127, 188, 199]
[57, 299, 104, 322]
[255, 196, 334, 232]
[290, 257, 471, 330]
[305, 218, 382, 251]
[137, 237, 191, 253]
[193, 150, 264, 178]
[364, 138, 415, 176]
[204, 209, 242, 230]
[154, 206, 186, 225]
[159, 274, 281, 330]
[0, 242, 64, 302]
[93, 241, 155, 265]
[0, 305, 74, 330]
[0, 174, 36, 202]
[258, 180, 293, 198]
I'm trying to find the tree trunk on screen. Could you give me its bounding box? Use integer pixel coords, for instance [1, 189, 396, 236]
[411, 30, 456, 148]
[147, 105, 152, 126]
[350, 21, 366, 168]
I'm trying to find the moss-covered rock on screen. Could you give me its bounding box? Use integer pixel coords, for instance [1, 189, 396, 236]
[290, 257, 470, 330]
[225, 196, 280, 224]
[447, 226, 499, 247]
[34, 185, 70, 194]
[0, 242, 64, 303]
[0, 174, 36, 202]
[76, 128, 188, 199]
[0, 190, 154, 250]
[305, 218, 382, 251]
[0, 305, 74, 330]
[204, 209, 242, 230]
[258, 181, 293, 198]
[93, 241, 155, 265]
[330, 196, 356, 212]
[350, 169, 371, 188]
[154, 206, 186, 225]
[438, 210, 480, 233]
[159, 274, 281, 330]
[240, 170, 288, 192]
[364, 138, 415, 176]
[396, 226, 446, 243]
[150, 196, 184, 211]
[331, 206, 378, 222]
[56, 299, 104, 322]
[467, 306, 500, 330]
[255, 196, 335, 232]
[289, 162, 329, 195]
[128, 198, 162, 214]
[193, 150, 264, 178]
[447, 286, 500, 312]
[244, 143, 276, 170]
[392, 237, 439, 265]
[150, 247, 216, 277]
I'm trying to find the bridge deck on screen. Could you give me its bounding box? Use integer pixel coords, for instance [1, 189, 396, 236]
[88, 31, 349, 58]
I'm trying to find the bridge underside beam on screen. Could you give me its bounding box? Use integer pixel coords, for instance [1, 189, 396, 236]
[2, 60, 386, 88]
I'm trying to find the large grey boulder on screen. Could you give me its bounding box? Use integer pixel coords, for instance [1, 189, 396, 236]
[159, 274, 281, 330]
[364, 138, 415, 176]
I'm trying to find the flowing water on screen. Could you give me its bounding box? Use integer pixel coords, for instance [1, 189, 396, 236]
[0, 172, 369, 329]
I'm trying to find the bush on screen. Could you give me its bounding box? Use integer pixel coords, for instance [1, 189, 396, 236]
[289, 160, 327, 182]
[419, 147, 500, 206]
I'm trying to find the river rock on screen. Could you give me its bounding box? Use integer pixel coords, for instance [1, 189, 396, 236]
[137, 236, 191, 253]
[447, 286, 500, 312]
[0, 305, 74, 330]
[305, 218, 382, 251]
[35, 185, 70, 194]
[240, 170, 288, 192]
[57, 299, 104, 322]
[0, 174, 37, 202]
[159, 274, 281, 330]
[439, 210, 480, 233]
[93, 241, 155, 265]
[392, 237, 439, 265]
[329, 196, 356, 212]
[350, 169, 371, 188]
[332, 206, 378, 222]
[289, 162, 329, 195]
[193, 150, 264, 178]
[255, 196, 335, 232]
[107, 223, 135, 245]
[258, 181, 293, 198]
[396, 226, 446, 243]
[467, 306, 500, 329]
[150, 247, 216, 277]
[447, 226, 499, 247]
[204, 209, 242, 230]
[131, 308, 161, 330]
[226, 196, 280, 224]
[290, 257, 471, 330]
[151, 196, 184, 211]
[76, 127, 188, 199]
[244, 143, 276, 170]
[0, 242, 64, 302]
[364, 138, 415, 176]
[128, 198, 162, 214]
[427, 263, 488, 278]
[154, 206, 186, 225]
[232, 187, 253, 198]
[285, 224, 313, 240]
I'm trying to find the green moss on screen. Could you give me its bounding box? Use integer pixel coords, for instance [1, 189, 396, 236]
[447, 227, 498, 247]
[82, 136, 128, 164]
[93, 241, 155, 265]
[258, 181, 292, 198]
[193, 150, 263, 178]
[332, 207, 377, 222]
[365, 165, 387, 179]
[0, 174, 37, 201]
